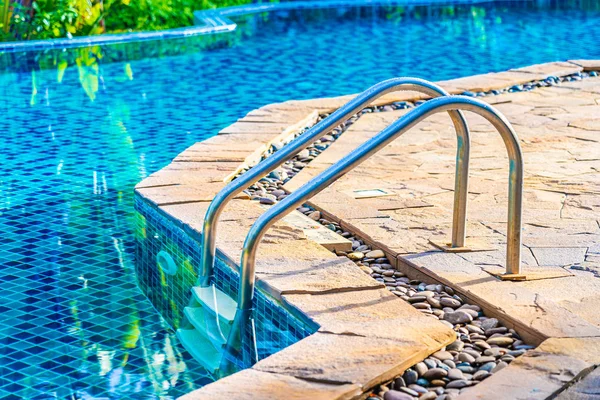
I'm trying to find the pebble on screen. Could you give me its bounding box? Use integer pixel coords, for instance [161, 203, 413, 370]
[443, 360, 456, 369]
[432, 351, 453, 361]
[308, 211, 321, 220]
[443, 310, 473, 325]
[427, 297, 442, 308]
[474, 340, 491, 350]
[347, 252, 364, 261]
[461, 308, 480, 318]
[393, 377, 406, 389]
[399, 387, 419, 396]
[403, 369, 418, 385]
[486, 327, 508, 335]
[420, 392, 437, 400]
[457, 365, 476, 374]
[259, 195, 276, 205]
[423, 368, 448, 380]
[486, 336, 514, 346]
[447, 368, 464, 380]
[484, 348, 505, 357]
[366, 249, 385, 258]
[458, 353, 475, 363]
[413, 302, 432, 310]
[446, 340, 464, 352]
[408, 295, 428, 303]
[440, 298, 461, 308]
[473, 370, 491, 381]
[501, 355, 515, 363]
[463, 349, 481, 359]
[445, 379, 470, 389]
[480, 318, 499, 330]
[410, 384, 428, 393]
[479, 362, 497, 373]
[383, 390, 413, 400]
[415, 362, 428, 376]
[475, 356, 495, 364]
[466, 324, 484, 335]
[297, 149, 310, 159]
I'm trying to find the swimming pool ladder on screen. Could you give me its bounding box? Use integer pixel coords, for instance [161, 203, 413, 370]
[232, 94, 524, 343]
[199, 77, 471, 286]
[177, 77, 472, 373]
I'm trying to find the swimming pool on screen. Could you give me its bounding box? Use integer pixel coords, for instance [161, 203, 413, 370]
[1, 0, 599, 398]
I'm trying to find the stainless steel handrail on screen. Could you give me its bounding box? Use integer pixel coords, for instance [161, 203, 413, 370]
[199, 77, 471, 287]
[237, 95, 524, 312]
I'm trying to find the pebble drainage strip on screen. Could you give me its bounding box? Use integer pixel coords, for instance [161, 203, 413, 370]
[230, 71, 598, 400]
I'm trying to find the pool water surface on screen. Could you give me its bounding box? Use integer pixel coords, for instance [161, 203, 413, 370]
[1, 0, 599, 398]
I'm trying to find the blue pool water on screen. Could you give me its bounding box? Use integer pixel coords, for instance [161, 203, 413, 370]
[1, 0, 599, 398]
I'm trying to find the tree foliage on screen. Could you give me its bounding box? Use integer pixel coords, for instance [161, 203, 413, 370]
[0, 0, 255, 40]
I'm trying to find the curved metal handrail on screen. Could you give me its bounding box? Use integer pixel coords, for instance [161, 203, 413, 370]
[237, 95, 524, 312]
[199, 77, 471, 287]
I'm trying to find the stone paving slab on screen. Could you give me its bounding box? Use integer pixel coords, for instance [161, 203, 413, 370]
[456, 337, 600, 400]
[511, 61, 583, 78]
[159, 199, 385, 298]
[283, 289, 455, 349]
[569, 59, 600, 71]
[253, 332, 433, 390]
[179, 369, 361, 400]
[556, 366, 600, 400]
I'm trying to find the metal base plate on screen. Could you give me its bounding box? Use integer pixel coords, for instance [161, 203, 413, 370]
[495, 273, 527, 281]
[429, 239, 497, 253]
[484, 265, 574, 281]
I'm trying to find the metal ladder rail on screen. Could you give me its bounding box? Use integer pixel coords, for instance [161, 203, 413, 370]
[236, 95, 524, 317]
[199, 77, 471, 288]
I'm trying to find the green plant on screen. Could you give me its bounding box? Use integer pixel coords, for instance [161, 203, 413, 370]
[0, 0, 273, 41]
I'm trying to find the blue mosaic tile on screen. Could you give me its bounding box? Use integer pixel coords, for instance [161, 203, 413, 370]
[134, 197, 318, 368]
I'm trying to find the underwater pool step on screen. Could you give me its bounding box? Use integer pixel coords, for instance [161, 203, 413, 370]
[191, 285, 237, 325]
[184, 306, 229, 348]
[176, 328, 223, 375]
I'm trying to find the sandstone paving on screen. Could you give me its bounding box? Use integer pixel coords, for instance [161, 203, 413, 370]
[456, 337, 600, 400]
[569, 59, 600, 71]
[158, 199, 385, 296]
[555, 366, 600, 400]
[283, 289, 455, 350]
[178, 369, 361, 400]
[511, 61, 584, 78]
[253, 332, 435, 390]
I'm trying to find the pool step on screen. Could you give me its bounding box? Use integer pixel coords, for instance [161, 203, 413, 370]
[177, 284, 240, 373]
[184, 306, 228, 348]
[191, 285, 237, 326]
[176, 328, 223, 375]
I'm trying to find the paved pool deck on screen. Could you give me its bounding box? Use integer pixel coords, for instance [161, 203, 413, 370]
[135, 60, 600, 399]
